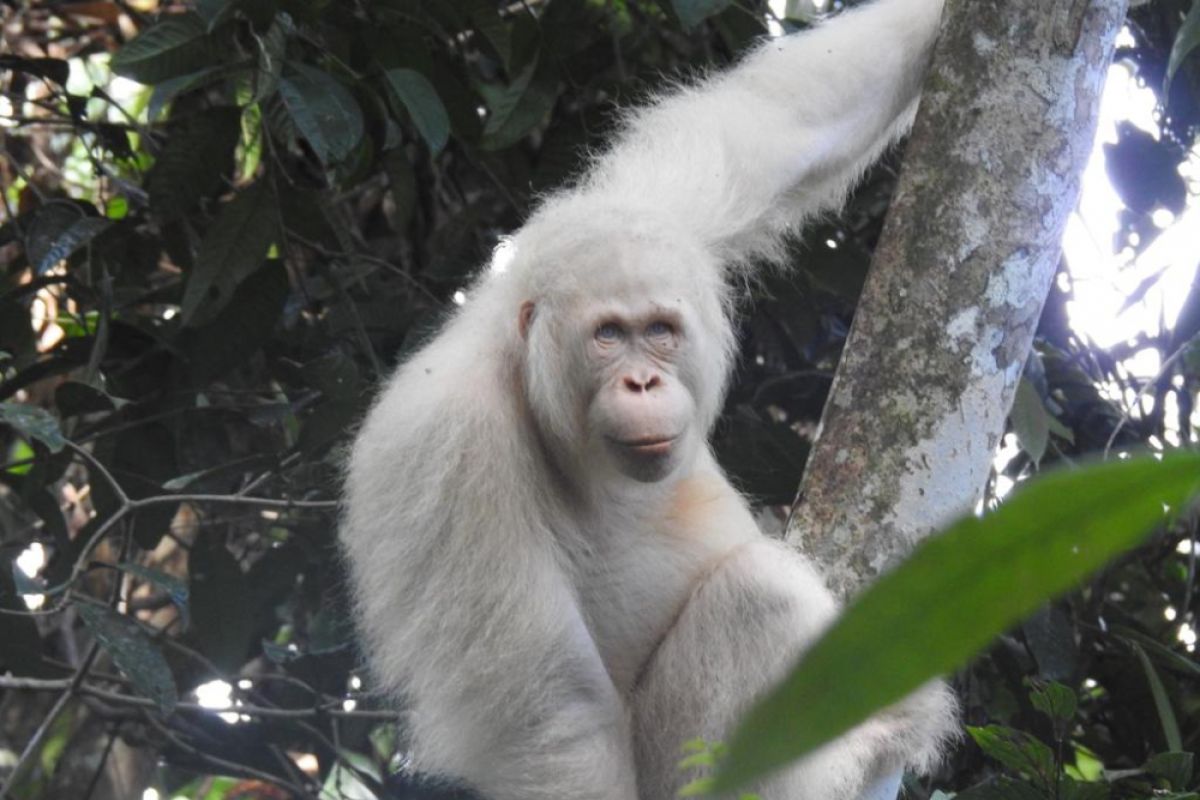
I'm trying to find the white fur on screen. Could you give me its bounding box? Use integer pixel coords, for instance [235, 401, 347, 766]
[341, 2, 955, 798]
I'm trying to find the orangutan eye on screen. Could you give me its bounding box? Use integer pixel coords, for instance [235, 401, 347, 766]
[646, 320, 675, 338]
[595, 322, 624, 342]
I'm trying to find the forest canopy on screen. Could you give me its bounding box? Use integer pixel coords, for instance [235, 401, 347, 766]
[1, 0, 1199, 798]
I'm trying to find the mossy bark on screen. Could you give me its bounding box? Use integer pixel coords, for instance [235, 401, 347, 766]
[787, 0, 1129, 599]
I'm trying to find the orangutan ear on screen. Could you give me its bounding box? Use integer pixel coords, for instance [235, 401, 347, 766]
[518, 301, 536, 340]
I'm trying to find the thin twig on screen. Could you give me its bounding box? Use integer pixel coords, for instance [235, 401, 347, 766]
[0, 676, 397, 721]
[1104, 330, 1200, 458]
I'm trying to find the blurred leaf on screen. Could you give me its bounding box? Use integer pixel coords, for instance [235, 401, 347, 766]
[278, 63, 365, 165]
[671, 0, 735, 29]
[54, 382, 127, 417]
[1021, 604, 1077, 681]
[189, 538, 256, 673]
[146, 107, 242, 220]
[1112, 624, 1200, 679]
[183, 260, 289, 383]
[146, 66, 226, 121]
[25, 204, 106, 275]
[383, 68, 451, 154]
[1146, 752, 1194, 792]
[1133, 643, 1183, 752]
[714, 454, 1200, 792]
[0, 56, 70, 86]
[252, 19, 287, 102]
[0, 403, 66, 452]
[385, 150, 418, 229]
[261, 638, 300, 664]
[455, 0, 511, 67]
[11, 562, 43, 596]
[111, 13, 217, 84]
[1166, 1, 1200, 91]
[480, 56, 558, 151]
[320, 749, 379, 800]
[1058, 780, 1110, 800]
[78, 602, 178, 712]
[181, 180, 278, 325]
[119, 562, 190, 626]
[1011, 378, 1049, 463]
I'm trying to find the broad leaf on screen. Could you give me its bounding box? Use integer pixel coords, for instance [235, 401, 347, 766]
[28, 213, 111, 275]
[0, 402, 66, 452]
[1011, 378, 1049, 463]
[111, 13, 216, 84]
[1146, 752, 1194, 792]
[146, 107, 242, 220]
[1027, 680, 1077, 728]
[1133, 643, 1183, 752]
[78, 602, 178, 712]
[181, 180, 278, 325]
[671, 0, 735, 30]
[146, 66, 226, 121]
[714, 453, 1200, 791]
[480, 56, 558, 151]
[1166, 1, 1200, 92]
[24, 203, 89, 273]
[383, 68, 451, 154]
[278, 63, 364, 165]
[968, 725, 1056, 785]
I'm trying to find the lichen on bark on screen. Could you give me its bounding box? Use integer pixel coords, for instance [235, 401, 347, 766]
[786, 0, 1130, 599]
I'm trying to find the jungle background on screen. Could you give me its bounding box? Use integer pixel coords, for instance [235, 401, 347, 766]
[0, 0, 1199, 798]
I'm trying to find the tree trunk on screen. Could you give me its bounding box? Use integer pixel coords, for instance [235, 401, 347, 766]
[787, 0, 1129, 599]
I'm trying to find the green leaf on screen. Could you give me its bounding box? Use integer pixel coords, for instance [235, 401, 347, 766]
[1027, 679, 1077, 727]
[671, 0, 735, 29]
[251, 19, 287, 102]
[1166, 1, 1200, 92]
[110, 12, 216, 85]
[277, 63, 364, 165]
[1146, 752, 1194, 792]
[146, 65, 226, 121]
[383, 68, 451, 154]
[967, 725, 1056, 785]
[33, 215, 111, 275]
[480, 56, 558, 151]
[1132, 643, 1183, 752]
[78, 602, 178, 712]
[385, 150, 418, 229]
[713, 453, 1200, 792]
[0, 402, 66, 452]
[1011, 378, 1049, 463]
[25, 204, 103, 275]
[1112, 624, 1200, 678]
[181, 180, 278, 325]
[146, 107, 242, 220]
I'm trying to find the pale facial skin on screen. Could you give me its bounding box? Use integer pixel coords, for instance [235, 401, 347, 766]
[521, 293, 700, 484]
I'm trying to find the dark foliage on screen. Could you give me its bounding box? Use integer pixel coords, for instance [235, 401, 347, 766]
[0, 0, 1197, 798]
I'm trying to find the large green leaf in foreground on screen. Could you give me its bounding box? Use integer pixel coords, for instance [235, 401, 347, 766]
[713, 453, 1200, 792]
